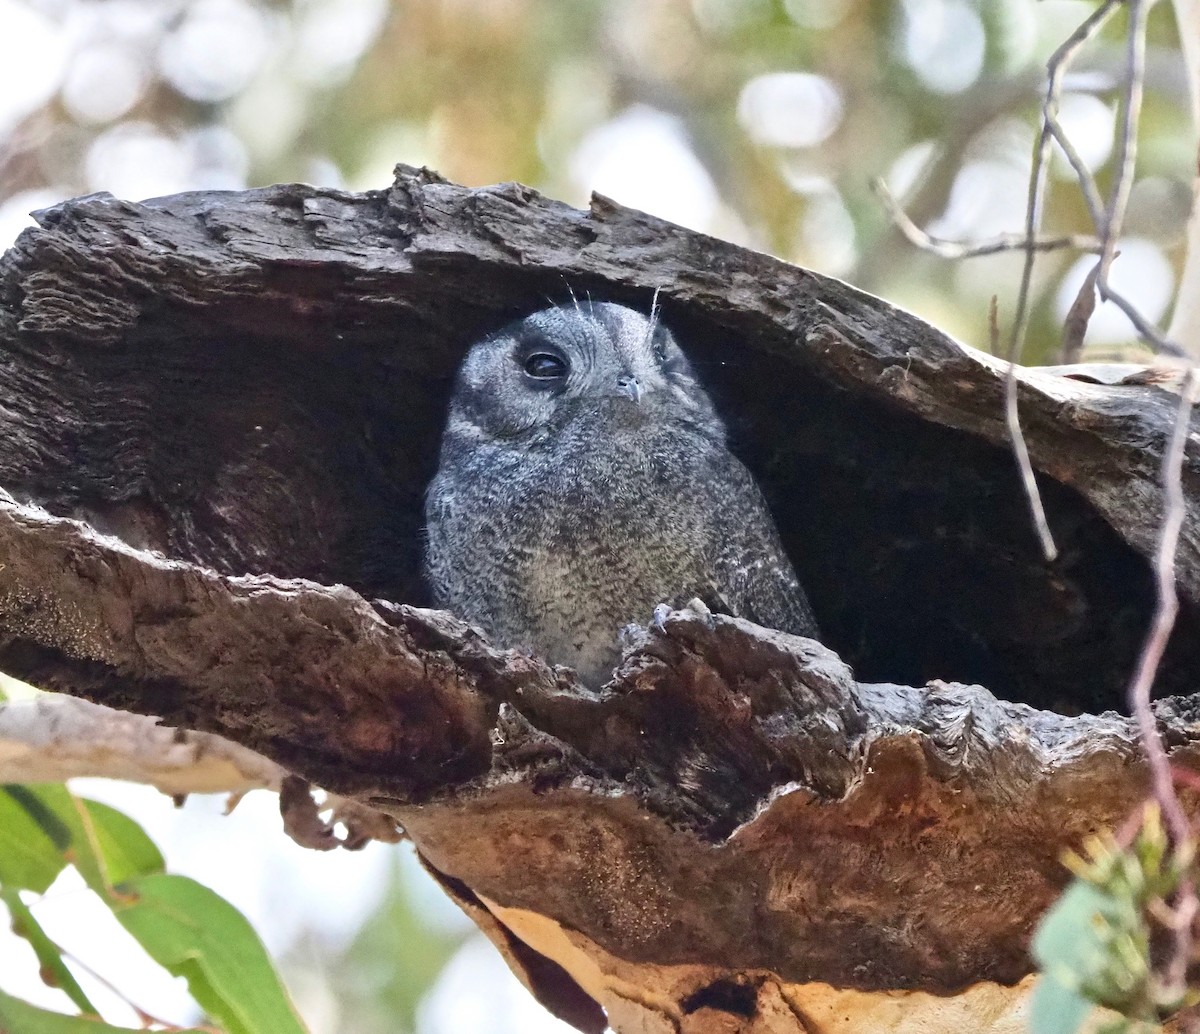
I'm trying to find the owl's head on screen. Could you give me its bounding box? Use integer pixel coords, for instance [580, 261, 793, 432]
[447, 301, 724, 442]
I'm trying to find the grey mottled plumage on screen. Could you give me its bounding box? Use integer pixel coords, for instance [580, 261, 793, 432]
[424, 301, 817, 685]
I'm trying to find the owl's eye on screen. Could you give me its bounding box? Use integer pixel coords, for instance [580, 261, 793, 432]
[523, 352, 568, 379]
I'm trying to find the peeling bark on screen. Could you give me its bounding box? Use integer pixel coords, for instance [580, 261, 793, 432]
[0, 693, 286, 794]
[2, 167, 1200, 1032]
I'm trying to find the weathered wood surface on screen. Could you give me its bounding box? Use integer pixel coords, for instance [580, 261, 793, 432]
[2, 166, 1199, 1032]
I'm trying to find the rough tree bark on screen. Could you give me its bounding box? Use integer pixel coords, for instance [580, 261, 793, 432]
[2, 165, 1200, 1033]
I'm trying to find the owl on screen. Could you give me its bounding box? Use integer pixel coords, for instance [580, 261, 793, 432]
[424, 301, 817, 686]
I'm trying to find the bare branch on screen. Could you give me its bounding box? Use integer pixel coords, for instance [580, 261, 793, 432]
[992, 299, 1058, 560]
[0, 694, 286, 795]
[1085, 0, 1189, 358]
[1059, 259, 1102, 364]
[1101, 0, 1150, 276]
[1074, 0, 1188, 358]
[872, 2, 1184, 562]
[0, 693, 402, 848]
[871, 178, 1101, 259]
[1127, 367, 1197, 843]
[998, 0, 1197, 558]
[1045, 120, 1107, 231]
[1008, 0, 1123, 368]
[993, 2, 1099, 563]
[1125, 366, 1199, 991]
[1105, 282, 1190, 357]
[874, 0, 1187, 359]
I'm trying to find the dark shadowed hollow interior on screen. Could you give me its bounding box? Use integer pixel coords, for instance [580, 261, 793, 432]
[2, 284, 1196, 716]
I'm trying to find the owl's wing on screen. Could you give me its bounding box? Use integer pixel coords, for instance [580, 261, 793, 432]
[706, 539, 819, 639]
[703, 467, 819, 639]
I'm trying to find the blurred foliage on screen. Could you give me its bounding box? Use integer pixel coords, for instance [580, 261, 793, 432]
[1031, 805, 1196, 1034]
[0, 0, 1194, 360]
[280, 857, 468, 1034]
[0, 782, 307, 1032]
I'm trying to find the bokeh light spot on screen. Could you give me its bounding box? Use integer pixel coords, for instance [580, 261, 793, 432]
[158, 0, 277, 103]
[783, 0, 851, 30]
[901, 0, 985, 94]
[690, 0, 774, 35]
[800, 189, 858, 276]
[738, 73, 844, 149]
[85, 122, 190, 200]
[0, 0, 69, 133]
[570, 106, 719, 232]
[293, 0, 388, 87]
[62, 44, 148, 125]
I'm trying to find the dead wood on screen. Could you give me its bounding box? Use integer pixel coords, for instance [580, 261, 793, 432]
[2, 166, 1199, 1032]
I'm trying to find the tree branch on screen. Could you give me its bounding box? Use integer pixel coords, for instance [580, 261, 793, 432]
[4, 170, 1200, 1032]
[0, 694, 284, 795]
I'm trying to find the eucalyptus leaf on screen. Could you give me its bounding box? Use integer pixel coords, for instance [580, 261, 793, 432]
[13, 785, 164, 892]
[0, 786, 70, 892]
[0, 987, 208, 1033]
[0, 887, 97, 1016]
[1032, 880, 1132, 982]
[1029, 973, 1096, 1034]
[112, 873, 308, 1034]
[82, 798, 166, 885]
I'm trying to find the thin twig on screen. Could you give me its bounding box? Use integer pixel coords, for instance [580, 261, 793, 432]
[1087, 0, 1189, 358]
[873, 0, 1190, 562]
[1101, 0, 1148, 279]
[1129, 369, 1197, 844]
[870, 178, 1101, 259]
[876, 0, 1184, 362]
[51, 943, 222, 1032]
[1044, 120, 1107, 232]
[1104, 280, 1189, 358]
[1125, 367, 1199, 989]
[1007, 0, 1122, 369]
[993, 303, 1058, 560]
[1059, 259, 1103, 364]
[996, 5, 1124, 565]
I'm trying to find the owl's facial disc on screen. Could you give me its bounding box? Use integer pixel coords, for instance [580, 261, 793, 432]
[449, 301, 724, 443]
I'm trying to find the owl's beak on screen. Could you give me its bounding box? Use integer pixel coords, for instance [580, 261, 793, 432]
[616, 376, 642, 403]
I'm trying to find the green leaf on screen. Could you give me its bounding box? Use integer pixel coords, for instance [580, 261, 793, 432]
[112, 873, 308, 1034]
[9, 785, 164, 891]
[1029, 973, 1096, 1034]
[0, 987, 209, 1033]
[80, 799, 165, 885]
[1032, 880, 1133, 983]
[0, 887, 97, 1016]
[0, 786, 71, 892]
